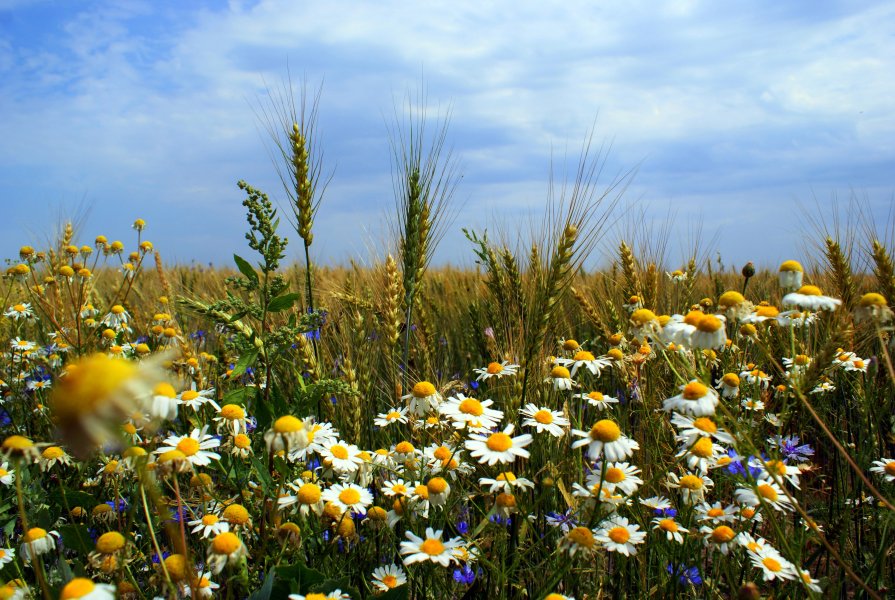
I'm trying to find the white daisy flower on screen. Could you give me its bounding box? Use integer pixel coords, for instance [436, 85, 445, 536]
[734, 480, 792, 512]
[670, 413, 736, 446]
[666, 472, 713, 505]
[374, 406, 409, 428]
[519, 403, 568, 437]
[782, 285, 841, 311]
[439, 395, 503, 432]
[155, 428, 221, 467]
[4, 303, 34, 320]
[399, 527, 462, 566]
[402, 381, 442, 417]
[319, 440, 364, 474]
[554, 350, 611, 377]
[0, 546, 15, 565]
[651, 516, 688, 543]
[278, 481, 325, 517]
[478, 471, 535, 494]
[688, 314, 727, 350]
[57, 579, 116, 600]
[546, 365, 575, 391]
[700, 524, 737, 555]
[465, 424, 532, 466]
[586, 462, 643, 496]
[474, 361, 519, 381]
[577, 391, 619, 410]
[320, 482, 373, 516]
[870, 458, 895, 482]
[662, 381, 719, 416]
[207, 532, 248, 574]
[595, 516, 645, 556]
[189, 513, 230, 539]
[694, 501, 738, 523]
[748, 547, 797, 582]
[0, 462, 14, 485]
[179, 388, 220, 412]
[371, 564, 407, 592]
[571, 419, 639, 462]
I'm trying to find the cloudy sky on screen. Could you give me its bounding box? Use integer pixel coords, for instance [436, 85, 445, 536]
[0, 0, 892, 270]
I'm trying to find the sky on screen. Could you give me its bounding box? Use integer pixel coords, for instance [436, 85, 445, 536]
[0, 0, 893, 271]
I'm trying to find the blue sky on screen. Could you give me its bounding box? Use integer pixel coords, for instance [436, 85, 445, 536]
[0, 0, 892, 270]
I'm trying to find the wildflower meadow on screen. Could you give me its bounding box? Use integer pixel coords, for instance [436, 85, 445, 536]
[0, 101, 893, 600]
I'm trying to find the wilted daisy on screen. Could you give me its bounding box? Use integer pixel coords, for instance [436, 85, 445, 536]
[403, 381, 442, 416]
[399, 527, 462, 566]
[321, 482, 373, 516]
[374, 406, 409, 428]
[156, 428, 221, 467]
[100, 305, 131, 330]
[714, 373, 740, 398]
[38, 447, 72, 472]
[629, 308, 660, 339]
[207, 532, 248, 574]
[371, 564, 407, 592]
[474, 361, 519, 381]
[651, 516, 688, 543]
[264, 416, 308, 455]
[870, 458, 895, 482]
[778, 260, 804, 289]
[855, 292, 893, 323]
[782, 285, 841, 311]
[595, 516, 645, 556]
[149, 382, 180, 420]
[546, 365, 574, 391]
[571, 419, 639, 461]
[439, 395, 503, 432]
[734, 480, 792, 512]
[465, 424, 532, 466]
[426, 476, 451, 507]
[578, 390, 619, 410]
[688, 314, 727, 350]
[20, 527, 59, 561]
[662, 381, 719, 417]
[214, 404, 248, 435]
[519, 403, 569, 437]
[478, 471, 535, 494]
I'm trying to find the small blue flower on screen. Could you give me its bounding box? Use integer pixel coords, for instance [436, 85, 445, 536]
[667, 563, 702, 586]
[452, 565, 479, 585]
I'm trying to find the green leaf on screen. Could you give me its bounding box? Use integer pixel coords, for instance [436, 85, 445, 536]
[230, 348, 259, 379]
[275, 561, 325, 593]
[378, 585, 409, 600]
[250, 455, 275, 494]
[222, 387, 251, 406]
[267, 292, 301, 313]
[233, 254, 259, 286]
[58, 524, 91, 554]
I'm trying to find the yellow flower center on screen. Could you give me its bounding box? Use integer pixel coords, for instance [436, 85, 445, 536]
[202, 515, 219, 526]
[779, 260, 803, 273]
[427, 477, 448, 494]
[42, 446, 65, 460]
[765, 460, 787, 476]
[859, 292, 887, 308]
[762, 556, 782, 572]
[794, 354, 810, 366]
[95, 531, 125, 554]
[550, 366, 571, 379]
[797, 285, 822, 296]
[297, 483, 322, 504]
[679, 475, 703, 490]
[234, 434, 251, 449]
[604, 467, 625, 483]
[588, 391, 604, 401]
[696, 315, 723, 333]
[60, 579, 95, 600]
[386, 411, 402, 420]
[495, 492, 516, 507]
[486, 362, 503, 374]
[330, 444, 349, 460]
[682, 382, 708, 400]
[181, 390, 199, 402]
[23, 527, 47, 542]
[222, 504, 249, 524]
[741, 507, 756, 519]
[164, 555, 189, 581]
[630, 308, 657, 326]
[573, 350, 595, 361]
[219, 404, 244, 420]
[339, 488, 361, 505]
[690, 437, 714, 458]
[176, 438, 200, 456]
[50, 354, 137, 421]
[496, 472, 517, 482]
[458, 398, 484, 416]
[211, 532, 241, 555]
[486, 432, 513, 452]
[608, 526, 630, 544]
[707, 507, 724, 518]
[420, 538, 445, 555]
[412, 381, 436, 397]
[757, 484, 778, 501]
[692, 417, 717, 434]
[589, 419, 621, 442]
[711, 525, 735, 543]
[567, 526, 595, 548]
[533, 409, 554, 424]
[884, 462, 895, 476]
[395, 441, 415, 454]
[658, 519, 678, 532]
[433, 446, 451, 461]
[719, 291, 745, 307]
[382, 574, 398, 588]
[273, 416, 303, 433]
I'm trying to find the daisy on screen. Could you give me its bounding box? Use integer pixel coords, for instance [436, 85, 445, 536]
[714, 373, 740, 398]
[688, 314, 727, 350]
[426, 477, 451, 507]
[228, 433, 253, 458]
[4, 303, 35, 320]
[207, 532, 248, 574]
[474, 361, 519, 381]
[670, 413, 736, 446]
[694, 501, 738, 523]
[748, 547, 797, 582]
[595, 516, 645, 556]
[179, 388, 220, 412]
[554, 350, 611, 377]
[741, 397, 765, 411]
[439, 395, 503, 432]
[796, 567, 823, 593]
[700, 524, 737, 555]
[399, 527, 462, 566]
[10, 338, 37, 352]
[778, 260, 804, 289]
[546, 365, 574, 391]
[783, 285, 841, 311]
[264, 416, 308, 455]
[572, 419, 638, 461]
[663, 381, 719, 416]
[278, 481, 325, 517]
[754, 458, 802, 488]
[587, 462, 643, 496]
[101, 305, 131, 330]
[319, 440, 364, 473]
[639, 495, 673, 512]
[629, 308, 660, 340]
[188, 513, 230, 539]
[465, 424, 532, 466]
[0, 546, 15, 565]
[651, 516, 688, 543]
[58, 579, 116, 600]
[559, 526, 598, 557]
[321, 482, 373, 516]
[740, 367, 771, 388]
[577, 390, 619, 410]
[0, 462, 14, 485]
[478, 471, 535, 494]
[214, 403, 249, 435]
[734, 481, 792, 512]
[870, 458, 895, 482]
[381, 478, 412, 498]
[402, 381, 442, 417]
[666, 472, 713, 505]
[855, 292, 894, 323]
[20, 527, 59, 561]
[374, 406, 409, 428]
[371, 564, 407, 592]
[289, 592, 350, 600]
[677, 437, 723, 474]
[189, 572, 221, 599]
[39, 447, 72, 472]
[150, 382, 180, 420]
[155, 428, 221, 467]
[519, 403, 568, 437]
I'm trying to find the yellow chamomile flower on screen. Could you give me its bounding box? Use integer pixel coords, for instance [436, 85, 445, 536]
[571, 419, 639, 461]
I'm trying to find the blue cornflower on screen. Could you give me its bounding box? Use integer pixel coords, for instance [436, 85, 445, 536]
[654, 507, 677, 518]
[667, 563, 702, 586]
[452, 565, 478, 585]
[770, 435, 814, 463]
[725, 449, 761, 478]
[469, 380, 480, 391]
